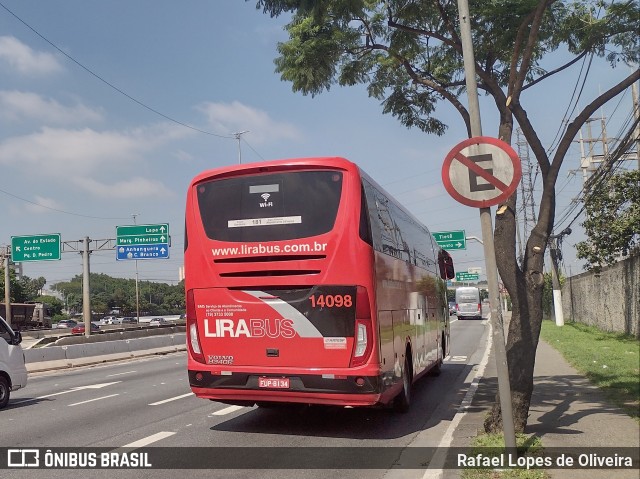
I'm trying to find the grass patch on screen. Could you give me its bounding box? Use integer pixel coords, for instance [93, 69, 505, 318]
[461, 433, 548, 479]
[540, 320, 640, 420]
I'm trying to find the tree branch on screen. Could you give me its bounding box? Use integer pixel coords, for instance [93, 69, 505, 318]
[512, 0, 556, 100]
[508, 9, 538, 96]
[387, 19, 460, 51]
[522, 51, 589, 91]
[433, 0, 460, 45]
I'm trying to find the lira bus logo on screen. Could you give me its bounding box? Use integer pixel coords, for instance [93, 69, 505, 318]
[204, 318, 295, 338]
[259, 193, 273, 208]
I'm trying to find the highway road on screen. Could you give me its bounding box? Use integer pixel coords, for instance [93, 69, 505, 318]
[2, 315, 490, 479]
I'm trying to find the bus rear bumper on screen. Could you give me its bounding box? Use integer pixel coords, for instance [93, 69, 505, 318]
[189, 370, 385, 407]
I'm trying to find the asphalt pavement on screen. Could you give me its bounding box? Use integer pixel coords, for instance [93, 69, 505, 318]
[19, 314, 639, 478]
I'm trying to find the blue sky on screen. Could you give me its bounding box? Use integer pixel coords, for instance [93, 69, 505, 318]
[0, 0, 635, 288]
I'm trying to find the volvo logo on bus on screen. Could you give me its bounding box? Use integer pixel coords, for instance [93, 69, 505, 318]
[203, 318, 296, 338]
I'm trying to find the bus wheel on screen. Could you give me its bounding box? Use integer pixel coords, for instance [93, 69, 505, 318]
[394, 357, 412, 413]
[0, 376, 10, 409]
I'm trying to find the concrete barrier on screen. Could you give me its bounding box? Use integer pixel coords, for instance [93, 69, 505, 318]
[24, 347, 67, 363]
[25, 333, 187, 373]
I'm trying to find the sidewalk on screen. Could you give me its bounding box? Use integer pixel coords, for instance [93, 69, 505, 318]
[450, 333, 640, 478]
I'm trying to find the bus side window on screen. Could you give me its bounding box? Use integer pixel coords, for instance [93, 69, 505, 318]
[362, 178, 384, 252]
[438, 251, 455, 280]
[359, 185, 373, 246]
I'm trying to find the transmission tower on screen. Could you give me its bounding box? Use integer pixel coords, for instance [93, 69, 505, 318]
[515, 128, 538, 263]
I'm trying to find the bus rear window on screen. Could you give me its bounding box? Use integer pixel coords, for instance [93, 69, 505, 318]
[197, 170, 343, 242]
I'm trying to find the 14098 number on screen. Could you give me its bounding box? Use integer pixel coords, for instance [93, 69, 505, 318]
[309, 294, 352, 308]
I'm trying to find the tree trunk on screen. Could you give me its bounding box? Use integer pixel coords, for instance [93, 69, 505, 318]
[484, 168, 551, 433]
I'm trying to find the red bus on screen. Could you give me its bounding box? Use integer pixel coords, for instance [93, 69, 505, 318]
[185, 157, 455, 412]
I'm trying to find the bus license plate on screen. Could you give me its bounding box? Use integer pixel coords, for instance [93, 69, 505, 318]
[259, 377, 290, 389]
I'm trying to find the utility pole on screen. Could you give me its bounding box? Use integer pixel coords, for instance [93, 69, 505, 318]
[61, 238, 116, 336]
[233, 130, 249, 164]
[2, 246, 11, 326]
[632, 80, 639, 170]
[548, 228, 572, 327]
[132, 214, 141, 323]
[515, 128, 537, 265]
[457, 0, 516, 451]
[82, 236, 91, 337]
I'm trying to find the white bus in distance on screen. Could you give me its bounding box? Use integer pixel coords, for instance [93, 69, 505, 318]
[455, 287, 482, 320]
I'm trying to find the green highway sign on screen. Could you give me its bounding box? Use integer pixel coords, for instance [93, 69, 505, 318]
[11, 234, 61, 262]
[456, 272, 480, 282]
[116, 224, 169, 246]
[116, 223, 170, 260]
[433, 230, 467, 250]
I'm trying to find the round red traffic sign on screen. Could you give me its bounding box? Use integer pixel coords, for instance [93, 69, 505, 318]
[442, 136, 522, 208]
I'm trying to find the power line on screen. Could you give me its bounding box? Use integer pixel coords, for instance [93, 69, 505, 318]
[0, 186, 131, 220]
[0, 1, 233, 140]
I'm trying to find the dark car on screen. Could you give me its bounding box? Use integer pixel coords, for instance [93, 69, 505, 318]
[71, 323, 100, 334]
[149, 317, 169, 326]
[56, 319, 78, 329]
[121, 317, 138, 325]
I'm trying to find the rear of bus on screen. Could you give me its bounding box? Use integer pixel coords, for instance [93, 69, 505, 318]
[185, 157, 381, 407]
[455, 287, 482, 320]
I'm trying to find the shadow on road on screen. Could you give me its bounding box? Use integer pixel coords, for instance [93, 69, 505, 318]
[210, 362, 472, 441]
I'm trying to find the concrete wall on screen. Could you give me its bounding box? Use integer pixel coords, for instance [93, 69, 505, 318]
[561, 254, 640, 338]
[24, 333, 186, 365]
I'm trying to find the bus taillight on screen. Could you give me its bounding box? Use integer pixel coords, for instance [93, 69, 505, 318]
[186, 289, 205, 364]
[351, 286, 373, 367]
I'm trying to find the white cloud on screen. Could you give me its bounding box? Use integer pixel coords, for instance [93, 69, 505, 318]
[0, 36, 64, 75]
[0, 124, 192, 178]
[0, 127, 144, 176]
[71, 176, 174, 199]
[173, 149, 194, 162]
[24, 196, 64, 214]
[197, 101, 302, 144]
[0, 90, 103, 124]
[0, 123, 193, 202]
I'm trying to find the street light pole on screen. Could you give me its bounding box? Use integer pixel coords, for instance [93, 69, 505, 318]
[457, 0, 516, 451]
[233, 130, 249, 164]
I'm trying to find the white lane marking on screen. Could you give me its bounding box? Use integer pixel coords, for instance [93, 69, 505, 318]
[210, 405, 244, 416]
[148, 392, 194, 406]
[106, 371, 137, 377]
[421, 315, 493, 479]
[122, 431, 176, 448]
[449, 355, 468, 362]
[68, 394, 120, 407]
[31, 381, 123, 399]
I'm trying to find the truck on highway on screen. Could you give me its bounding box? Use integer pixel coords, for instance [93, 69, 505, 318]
[0, 314, 28, 408]
[0, 302, 52, 329]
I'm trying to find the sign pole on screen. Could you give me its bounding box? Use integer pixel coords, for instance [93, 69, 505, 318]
[132, 214, 141, 323]
[457, 0, 516, 449]
[82, 236, 92, 338]
[3, 252, 11, 326]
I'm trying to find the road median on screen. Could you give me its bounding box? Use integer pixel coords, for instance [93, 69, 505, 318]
[24, 333, 186, 372]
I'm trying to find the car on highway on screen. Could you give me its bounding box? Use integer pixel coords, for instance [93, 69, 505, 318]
[0, 314, 28, 409]
[121, 317, 137, 325]
[149, 317, 170, 326]
[71, 323, 100, 335]
[56, 319, 78, 329]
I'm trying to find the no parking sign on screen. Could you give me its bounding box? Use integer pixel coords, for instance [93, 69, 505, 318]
[442, 136, 522, 208]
